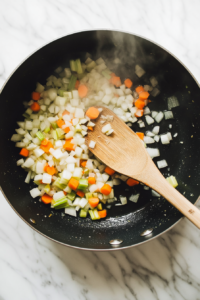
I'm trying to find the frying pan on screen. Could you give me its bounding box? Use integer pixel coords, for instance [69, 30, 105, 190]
[0, 30, 200, 251]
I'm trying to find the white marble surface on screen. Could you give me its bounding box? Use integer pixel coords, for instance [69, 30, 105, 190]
[1, 0, 200, 299]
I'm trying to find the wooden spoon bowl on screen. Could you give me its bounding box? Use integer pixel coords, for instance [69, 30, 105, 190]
[86, 106, 200, 229]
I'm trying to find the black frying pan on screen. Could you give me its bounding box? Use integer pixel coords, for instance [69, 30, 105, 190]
[0, 30, 199, 251]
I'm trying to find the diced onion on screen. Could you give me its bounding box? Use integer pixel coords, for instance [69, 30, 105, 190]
[157, 160, 168, 169]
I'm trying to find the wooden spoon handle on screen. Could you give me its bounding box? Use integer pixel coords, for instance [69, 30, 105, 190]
[137, 165, 200, 229]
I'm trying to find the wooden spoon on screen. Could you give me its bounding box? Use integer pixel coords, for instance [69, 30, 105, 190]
[85, 106, 200, 229]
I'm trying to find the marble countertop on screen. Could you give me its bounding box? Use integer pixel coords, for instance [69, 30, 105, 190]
[1, 0, 200, 299]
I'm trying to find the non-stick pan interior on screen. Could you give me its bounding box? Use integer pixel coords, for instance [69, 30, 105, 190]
[0, 30, 199, 250]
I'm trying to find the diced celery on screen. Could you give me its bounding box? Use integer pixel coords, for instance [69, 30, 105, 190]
[75, 59, 83, 74]
[93, 209, 100, 220]
[36, 131, 44, 141]
[34, 180, 40, 185]
[70, 60, 77, 72]
[97, 203, 103, 210]
[58, 89, 65, 97]
[79, 209, 87, 218]
[63, 91, 72, 100]
[89, 210, 95, 220]
[166, 176, 178, 188]
[78, 179, 88, 190]
[53, 197, 68, 208]
[67, 191, 76, 201]
[44, 184, 50, 193]
[54, 203, 70, 210]
[51, 122, 58, 130]
[85, 192, 93, 200]
[56, 128, 65, 139]
[53, 178, 67, 189]
[67, 75, 77, 91]
[44, 127, 50, 133]
[89, 209, 100, 220]
[52, 130, 58, 140]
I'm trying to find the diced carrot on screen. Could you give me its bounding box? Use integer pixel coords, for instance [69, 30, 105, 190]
[63, 191, 67, 195]
[43, 162, 48, 172]
[104, 166, 115, 176]
[68, 178, 79, 190]
[87, 126, 93, 131]
[86, 107, 99, 119]
[139, 91, 150, 100]
[46, 166, 57, 176]
[88, 197, 99, 208]
[135, 86, 145, 94]
[75, 80, 80, 89]
[57, 119, 65, 128]
[19, 148, 29, 157]
[78, 84, 88, 98]
[136, 132, 144, 140]
[63, 140, 75, 151]
[126, 178, 139, 186]
[30, 102, 40, 112]
[135, 109, 144, 118]
[110, 72, 116, 77]
[124, 78, 133, 88]
[41, 139, 49, 146]
[76, 190, 85, 198]
[100, 184, 112, 195]
[98, 209, 107, 218]
[41, 194, 53, 204]
[111, 76, 121, 87]
[135, 99, 145, 109]
[31, 92, 40, 101]
[81, 160, 87, 167]
[62, 110, 70, 116]
[64, 127, 70, 133]
[88, 177, 96, 184]
[40, 141, 54, 153]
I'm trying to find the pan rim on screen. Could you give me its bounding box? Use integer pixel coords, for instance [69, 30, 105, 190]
[1, 29, 199, 251]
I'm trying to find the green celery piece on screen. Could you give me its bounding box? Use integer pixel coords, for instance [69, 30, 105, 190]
[166, 176, 178, 188]
[78, 179, 88, 190]
[58, 89, 64, 97]
[53, 197, 68, 208]
[70, 60, 77, 72]
[54, 203, 70, 210]
[52, 130, 58, 140]
[44, 127, 50, 133]
[44, 184, 50, 193]
[85, 192, 93, 200]
[79, 209, 87, 218]
[56, 128, 65, 139]
[51, 122, 58, 130]
[33, 180, 40, 185]
[53, 178, 67, 190]
[67, 191, 76, 201]
[93, 209, 100, 220]
[89, 210, 95, 220]
[101, 70, 111, 79]
[67, 75, 77, 91]
[36, 131, 44, 141]
[63, 91, 72, 100]
[75, 59, 83, 74]
[97, 203, 103, 210]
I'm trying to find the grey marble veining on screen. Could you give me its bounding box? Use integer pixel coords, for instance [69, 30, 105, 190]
[0, 0, 200, 299]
